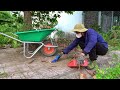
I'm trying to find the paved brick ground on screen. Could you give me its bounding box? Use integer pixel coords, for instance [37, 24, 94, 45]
[0, 47, 119, 79]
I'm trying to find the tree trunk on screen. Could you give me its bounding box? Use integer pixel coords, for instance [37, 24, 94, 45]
[23, 11, 32, 30]
[23, 11, 35, 49]
[84, 11, 98, 28]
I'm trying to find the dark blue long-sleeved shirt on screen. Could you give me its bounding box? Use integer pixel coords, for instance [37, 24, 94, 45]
[63, 28, 108, 54]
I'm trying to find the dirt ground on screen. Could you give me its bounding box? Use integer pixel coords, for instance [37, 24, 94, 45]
[0, 46, 120, 79]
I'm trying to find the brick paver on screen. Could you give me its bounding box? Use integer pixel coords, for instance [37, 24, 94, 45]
[1, 47, 116, 79]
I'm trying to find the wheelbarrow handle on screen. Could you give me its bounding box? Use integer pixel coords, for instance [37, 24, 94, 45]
[0, 32, 23, 43]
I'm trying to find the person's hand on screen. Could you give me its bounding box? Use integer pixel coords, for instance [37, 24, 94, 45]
[60, 51, 64, 55]
[80, 53, 85, 57]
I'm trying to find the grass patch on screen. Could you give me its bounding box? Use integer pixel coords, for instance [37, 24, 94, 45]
[0, 72, 8, 78]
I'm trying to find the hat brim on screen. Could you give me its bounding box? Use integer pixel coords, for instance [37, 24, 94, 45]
[72, 28, 88, 32]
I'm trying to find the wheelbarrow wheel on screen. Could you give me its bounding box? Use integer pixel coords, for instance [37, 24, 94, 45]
[40, 41, 57, 57]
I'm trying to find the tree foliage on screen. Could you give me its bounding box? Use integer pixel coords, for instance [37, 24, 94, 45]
[23, 11, 74, 29]
[11, 11, 74, 30]
[0, 11, 14, 21]
[0, 11, 24, 48]
[31, 11, 74, 29]
[12, 11, 24, 24]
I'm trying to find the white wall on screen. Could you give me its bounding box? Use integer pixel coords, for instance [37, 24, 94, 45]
[55, 11, 83, 33]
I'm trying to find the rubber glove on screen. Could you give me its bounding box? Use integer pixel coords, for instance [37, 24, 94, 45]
[51, 55, 61, 63]
[51, 53, 63, 63]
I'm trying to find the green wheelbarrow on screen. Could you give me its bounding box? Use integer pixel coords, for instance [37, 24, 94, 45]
[0, 28, 58, 58]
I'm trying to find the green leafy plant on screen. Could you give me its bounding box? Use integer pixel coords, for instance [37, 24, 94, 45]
[0, 11, 24, 48]
[112, 26, 120, 30]
[98, 26, 120, 50]
[90, 24, 101, 32]
[96, 63, 120, 79]
[0, 11, 15, 22]
[96, 53, 120, 79]
[0, 72, 8, 78]
[56, 30, 65, 38]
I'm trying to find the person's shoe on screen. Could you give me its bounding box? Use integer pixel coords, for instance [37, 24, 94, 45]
[85, 60, 97, 70]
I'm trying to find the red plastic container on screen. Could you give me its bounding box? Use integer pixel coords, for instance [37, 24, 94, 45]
[80, 58, 89, 67]
[67, 58, 89, 68]
[67, 59, 78, 68]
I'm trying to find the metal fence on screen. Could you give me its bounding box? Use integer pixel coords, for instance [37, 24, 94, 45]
[83, 11, 120, 32]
